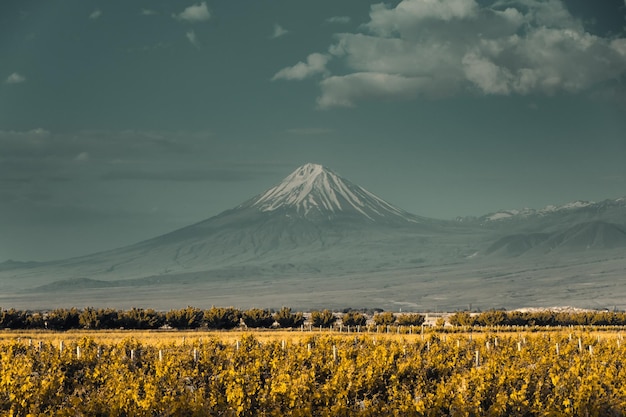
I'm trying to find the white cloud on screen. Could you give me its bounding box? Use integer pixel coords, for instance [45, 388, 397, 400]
[5, 73, 26, 84]
[186, 30, 201, 48]
[326, 16, 351, 24]
[270, 24, 289, 39]
[89, 9, 102, 20]
[462, 52, 512, 94]
[317, 73, 428, 108]
[141, 9, 157, 16]
[272, 53, 330, 81]
[277, 0, 626, 107]
[174, 2, 210, 22]
[74, 152, 90, 162]
[367, 0, 479, 37]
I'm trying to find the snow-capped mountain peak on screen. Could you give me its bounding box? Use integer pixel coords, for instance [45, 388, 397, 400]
[481, 199, 603, 222]
[539, 200, 594, 213]
[247, 163, 419, 223]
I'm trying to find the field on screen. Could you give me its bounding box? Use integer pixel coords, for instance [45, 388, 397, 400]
[2, 328, 626, 416]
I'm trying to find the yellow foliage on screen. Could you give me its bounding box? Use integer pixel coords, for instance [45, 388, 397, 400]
[0, 330, 624, 415]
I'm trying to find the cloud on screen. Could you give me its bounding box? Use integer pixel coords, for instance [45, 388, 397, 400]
[0, 129, 206, 205]
[101, 169, 260, 182]
[174, 2, 211, 22]
[276, 0, 626, 107]
[272, 53, 330, 81]
[89, 9, 102, 20]
[141, 9, 157, 16]
[286, 128, 334, 135]
[270, 24, 289, 39]
[318, 73, 429, 108]
[326, 16, 351, 24]
[186, 30, 201, 48]
[367, 0, 479, 34]
[5, 73, 26, 84]
[0, 129, 192, 162]
[74, 152, 90, 162]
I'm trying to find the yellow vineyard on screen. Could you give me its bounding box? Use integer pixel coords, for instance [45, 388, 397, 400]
[2, 330, 625, 416]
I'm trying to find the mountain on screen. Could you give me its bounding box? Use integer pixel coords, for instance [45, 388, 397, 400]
[241, 163, 425, 225]
[485, 221, 626, 257]
[474, 197, 626, 229]
[0, 163, 460, 287]
[1, 163, 625, 312]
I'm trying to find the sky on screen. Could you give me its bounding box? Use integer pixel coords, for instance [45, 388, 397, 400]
[1, 0, 626, 261]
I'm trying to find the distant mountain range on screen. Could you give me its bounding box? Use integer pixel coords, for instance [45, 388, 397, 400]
[464, 197, 626, 225]
[1, 163, 625, 312]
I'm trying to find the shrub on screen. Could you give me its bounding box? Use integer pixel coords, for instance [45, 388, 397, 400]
[373, 311, 396, 326]
[46, 308, 80, 330]
[449, 311, 475, 326]
[342, 311, 367, 327]
[396, 313, 425, 326]
[310, 310, 337, 328]
[273, 307, 304, 328]
[204, 307, 242, 329]
[165, 306, 203, 329]
[242, 308, 275, 328]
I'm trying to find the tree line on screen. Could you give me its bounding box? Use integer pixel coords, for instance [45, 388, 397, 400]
[0, 307, 428, 331]
[448, 310, 626, 327]
[4, 306, 624, 331]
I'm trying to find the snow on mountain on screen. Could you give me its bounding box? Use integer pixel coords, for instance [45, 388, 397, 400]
[481, 200, 602, 222]
[2, 163, 626, 311]
[485, 208, 535, 221]
[539, 200, 594, 213]
[244, 163, 421, 224]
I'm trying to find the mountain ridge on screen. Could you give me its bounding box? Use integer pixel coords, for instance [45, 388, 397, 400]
[239, 163, 427, 225]
[472, 197, 626, 224]
[1, 163, 625, 311]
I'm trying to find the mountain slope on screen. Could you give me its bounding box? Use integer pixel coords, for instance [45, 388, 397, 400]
[0, 163, 465, 291]
[474, 197, 626, 231]
[241, 163, 426, 225]
[544, 221, 626, 252]
[484, 221, 626, 257]
[1, 163, 625, 311]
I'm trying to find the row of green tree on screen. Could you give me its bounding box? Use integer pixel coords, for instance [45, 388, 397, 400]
[0, 307, 429, 331]
[0, 307, 300, 330]
[448, 310, 626, 327]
